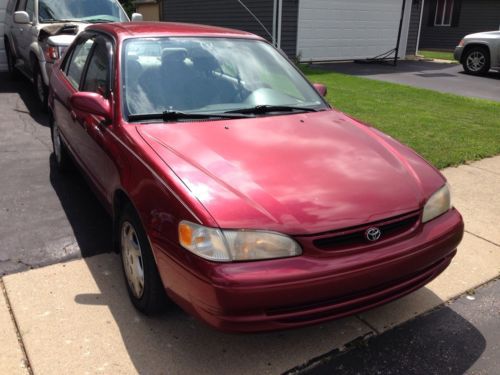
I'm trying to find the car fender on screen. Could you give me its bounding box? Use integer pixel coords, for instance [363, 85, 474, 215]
[29, 41, 51, 84]
[462, 40, 491, 63]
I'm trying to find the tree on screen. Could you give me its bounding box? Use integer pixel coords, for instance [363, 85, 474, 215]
[120, 0, 135, 17]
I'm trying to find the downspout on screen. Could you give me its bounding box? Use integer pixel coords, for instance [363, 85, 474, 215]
[277, 0, 283, 49]
[272, 0, 277, 46]
[394, 0, 407, 65]
[416, 0, 425, 54]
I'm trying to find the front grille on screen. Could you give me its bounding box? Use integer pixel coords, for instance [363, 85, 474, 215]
[313, 210, 420, 250]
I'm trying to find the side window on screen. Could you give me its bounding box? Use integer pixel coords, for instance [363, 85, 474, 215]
[15, 0, 26, 11]
[82, 41, 111, 97]
[25, 0, 34, 21]
[66, 39, 95, 89]
[434, 0, 458, 26]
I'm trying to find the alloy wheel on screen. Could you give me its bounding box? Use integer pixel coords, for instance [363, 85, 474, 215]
[121, 221, 145, 299]
[466, 51, 486, 72]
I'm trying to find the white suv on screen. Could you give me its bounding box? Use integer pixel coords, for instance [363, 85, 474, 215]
[4, 0, 142, 108]
[454, 29, 500, 75]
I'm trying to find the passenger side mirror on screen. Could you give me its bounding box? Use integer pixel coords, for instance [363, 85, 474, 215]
[313, 83, 328, 97]
[131, 13, 143, 21]
[70, 92, 111, 121]
[14, 11, 30, 24]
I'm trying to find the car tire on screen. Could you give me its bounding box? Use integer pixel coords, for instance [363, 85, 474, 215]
[462, 46, 490, 75]
[51, 118, 72, 173]
[5, 41, 20, 80]
[33, 62, 49, 111]
[119, 203, 166, 315]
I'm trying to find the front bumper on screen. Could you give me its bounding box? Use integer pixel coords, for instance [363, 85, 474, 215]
[154, 209, 464, 333]
[454, 46, 464, 62]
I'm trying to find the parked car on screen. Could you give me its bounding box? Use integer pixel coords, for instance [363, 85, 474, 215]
[3, 0, 142, 108]
[454, 29, 500, 75]
[49, 22, 464, 333]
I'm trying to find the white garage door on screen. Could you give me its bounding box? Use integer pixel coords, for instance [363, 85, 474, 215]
[0, 0, 7, 71]
[297, 0, 412, 61]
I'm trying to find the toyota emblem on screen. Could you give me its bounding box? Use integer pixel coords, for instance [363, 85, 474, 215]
[365, 227, 382, 242]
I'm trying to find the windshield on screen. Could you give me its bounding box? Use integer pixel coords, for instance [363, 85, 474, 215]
[122, 37, 327, 118]
[38, 0, 128, 23]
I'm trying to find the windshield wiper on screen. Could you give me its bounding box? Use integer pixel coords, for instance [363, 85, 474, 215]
[128, 110, 251, 123]
[224, 105, 318, 115]
[84, 18, 115, 23]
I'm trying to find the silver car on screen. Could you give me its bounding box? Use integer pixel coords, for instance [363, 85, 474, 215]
[454, 29, 500, 75]
[3, 0, 142, 108]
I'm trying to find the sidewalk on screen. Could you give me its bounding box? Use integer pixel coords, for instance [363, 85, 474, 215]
[1, 156, 499, 374]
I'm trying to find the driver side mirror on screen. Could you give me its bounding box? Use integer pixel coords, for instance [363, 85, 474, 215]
[313, 83, 328, 97]
[14, 11, 30, 24]
[70, 92, 111, 121]
[131, 13, 143, 21]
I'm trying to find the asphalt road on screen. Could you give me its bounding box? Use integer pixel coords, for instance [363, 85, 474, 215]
[0, 73, 112, 276]
[314, 60, 500, 102]
[294, 278, 500, 375]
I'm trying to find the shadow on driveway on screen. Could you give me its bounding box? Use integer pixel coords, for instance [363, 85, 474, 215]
[0, 72, 111, 275]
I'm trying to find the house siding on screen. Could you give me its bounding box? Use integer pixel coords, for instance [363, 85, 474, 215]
[420, 0, 500, 50]
[160, 0, 299, 58]
[1, 0, 7, 71]
[406, 0, 423, 55]
[280, 0, 299, 59]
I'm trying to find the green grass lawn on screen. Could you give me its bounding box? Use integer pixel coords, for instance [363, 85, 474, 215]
[302, 66, 500, 169]
[418, 50, 456, 61]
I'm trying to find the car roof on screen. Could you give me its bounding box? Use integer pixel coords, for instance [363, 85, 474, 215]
[87, 22, 264, 41]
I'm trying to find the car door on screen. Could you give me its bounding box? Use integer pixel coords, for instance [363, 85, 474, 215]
[52, 35, 96, 165]
[74, 35, 120, 203]
[13, 0, 36, 66]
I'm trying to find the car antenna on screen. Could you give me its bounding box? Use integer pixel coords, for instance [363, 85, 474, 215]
[236, 0, 275, 46]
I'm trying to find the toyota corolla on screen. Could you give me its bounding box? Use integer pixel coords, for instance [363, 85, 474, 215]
[48, 22, 464, 333]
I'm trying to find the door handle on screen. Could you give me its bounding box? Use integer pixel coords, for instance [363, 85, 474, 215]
[70, 111, 77, 121]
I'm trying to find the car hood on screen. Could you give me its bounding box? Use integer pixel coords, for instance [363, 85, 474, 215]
[465, 31, 500, 40]
[137, 110, 444, 234]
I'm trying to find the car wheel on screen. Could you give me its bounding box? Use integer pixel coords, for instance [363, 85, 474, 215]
[5, 42, 19, 80]
[462, 46, 490, 75]
[119, 204, 166, 314]
[51, 119, 72, 173]
[33, 62, 48, 110]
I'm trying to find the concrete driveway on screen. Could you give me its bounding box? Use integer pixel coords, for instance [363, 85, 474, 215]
[313, 61, 500, 102]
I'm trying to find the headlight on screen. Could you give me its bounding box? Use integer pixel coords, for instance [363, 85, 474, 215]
[422, 184, 451, 223]
[178, 221, 302, 262]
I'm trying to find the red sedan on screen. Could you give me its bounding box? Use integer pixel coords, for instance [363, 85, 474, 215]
[48, 22, 464, 333]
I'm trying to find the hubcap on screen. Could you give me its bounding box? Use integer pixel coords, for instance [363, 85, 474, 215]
[466, 51, 485, 72]
[36, 73, 45, 103]
[121, 221, 145, 299]
[52, 124, 62, 164]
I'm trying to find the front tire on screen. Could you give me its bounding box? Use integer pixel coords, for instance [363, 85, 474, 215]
[33, 62, 48, 110]
[462, 46, 490, 75]
[119, 204, 166, 314]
